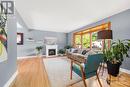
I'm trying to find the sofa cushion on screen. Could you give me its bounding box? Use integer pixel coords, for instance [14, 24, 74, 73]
[70, 48, 79, 53]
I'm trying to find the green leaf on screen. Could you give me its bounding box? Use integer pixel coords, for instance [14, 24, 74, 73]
[103, 39, 130, 64]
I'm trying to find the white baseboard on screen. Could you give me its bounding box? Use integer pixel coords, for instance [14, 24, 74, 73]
[17, 56, 37, 60]
[17, 55, 45, 60]
[120, 68, 130, 74]
[4, 70, 18, 87]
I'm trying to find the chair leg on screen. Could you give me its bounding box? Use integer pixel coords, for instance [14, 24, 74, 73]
[101, 63, 105, 76]
[109, 74, 111, 85]
[106, 74, 111, 85]
[80, 66, 87, 87]
[98, 63, 102, 75]
[70, 61, 73, 80]
[96, 72, 102, 87]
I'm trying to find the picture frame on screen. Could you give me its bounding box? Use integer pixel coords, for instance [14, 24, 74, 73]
[0, 4, 8, 62]
[17, 33, 23, 45]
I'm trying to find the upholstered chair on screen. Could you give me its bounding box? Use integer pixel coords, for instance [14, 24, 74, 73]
[70, 54, 103, 87]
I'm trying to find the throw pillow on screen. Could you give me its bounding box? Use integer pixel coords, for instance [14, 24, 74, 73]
[81, 50, 88, 55]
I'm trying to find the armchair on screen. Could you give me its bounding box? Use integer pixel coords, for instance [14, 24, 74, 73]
[70, 54, 103, 87]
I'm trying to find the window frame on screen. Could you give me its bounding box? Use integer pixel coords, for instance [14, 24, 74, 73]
[73, 22, 111, 50]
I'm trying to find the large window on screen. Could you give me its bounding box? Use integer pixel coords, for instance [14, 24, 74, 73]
[91, 32, 103, 51]
[82, 34, 90, 49]
[73, 22, 111, 51]
[75, 35, 81, 48]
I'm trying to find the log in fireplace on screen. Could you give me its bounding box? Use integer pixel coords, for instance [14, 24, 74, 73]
[48, 49, 56, 56]
[46, 45, 58, 57]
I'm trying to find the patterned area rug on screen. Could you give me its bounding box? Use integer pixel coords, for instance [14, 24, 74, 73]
[43, 57, 109, 87]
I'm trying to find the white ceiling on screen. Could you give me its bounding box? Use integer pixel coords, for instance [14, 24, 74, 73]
[15, 0, 130, 33]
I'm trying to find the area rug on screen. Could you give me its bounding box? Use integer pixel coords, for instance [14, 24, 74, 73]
[43, 57, 108, 87]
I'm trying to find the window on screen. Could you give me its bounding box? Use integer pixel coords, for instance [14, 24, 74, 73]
[73, 22, 111, 51]
[92, 32, 103, 51]
[82, 34, 90, 49]
[74, 35, 82, 48]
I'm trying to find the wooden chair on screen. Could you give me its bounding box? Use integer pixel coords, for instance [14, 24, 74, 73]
[70, 54, 103, 87]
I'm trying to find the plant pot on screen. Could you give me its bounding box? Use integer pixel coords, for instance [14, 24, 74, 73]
[107, 61, 121, 77]
[58, 54, 64, 56]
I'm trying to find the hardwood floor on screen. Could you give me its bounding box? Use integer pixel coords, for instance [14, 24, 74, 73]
[11, 57, 130, 87]
[11, 57, 50, 87]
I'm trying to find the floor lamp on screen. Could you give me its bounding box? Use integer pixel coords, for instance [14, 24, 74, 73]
[97, 30, 113, 50]
[97, 30, 113, 76]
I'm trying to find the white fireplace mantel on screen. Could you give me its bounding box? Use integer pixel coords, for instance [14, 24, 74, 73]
[46, 45, 58, 57]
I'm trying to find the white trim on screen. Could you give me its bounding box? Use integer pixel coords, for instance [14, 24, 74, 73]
[120, 68, 130, 74]
[17, 55, 45, 60]
[17, 56, 37, 60]
[4, 70, 18, 87]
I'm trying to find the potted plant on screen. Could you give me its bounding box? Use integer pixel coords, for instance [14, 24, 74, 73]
[36, 46, 43, 55]
[64, 45, 72, 49]
[64, 45, 72, 53]
[58, 49, 65, 56]
[103, 39, 130, 76]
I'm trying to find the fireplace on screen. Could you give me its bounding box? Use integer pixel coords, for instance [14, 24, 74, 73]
[46, 45, 58, 57]
[48, 49, 56, 56]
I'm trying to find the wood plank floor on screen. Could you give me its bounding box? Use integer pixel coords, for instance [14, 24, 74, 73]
[11, 57, 50, 87]
[11, 57, 130, 87]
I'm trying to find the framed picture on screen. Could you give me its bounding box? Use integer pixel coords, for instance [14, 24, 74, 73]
[0, 5, 8, 62]
[0, 28, 7, 62]
[17, 33, 23, 45]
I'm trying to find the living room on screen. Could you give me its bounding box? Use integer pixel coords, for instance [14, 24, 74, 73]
[0, 0, 130, 87]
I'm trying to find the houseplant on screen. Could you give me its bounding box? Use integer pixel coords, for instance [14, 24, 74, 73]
[58, 49, 65, 56]
[64, 45, 72, 49]
[36, 46, 43, 55]
[64, 45, 72, 53]
[103, 39, 130, 76]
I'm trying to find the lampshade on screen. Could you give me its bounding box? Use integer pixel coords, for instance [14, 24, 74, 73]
[97, 30, 113, 39]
